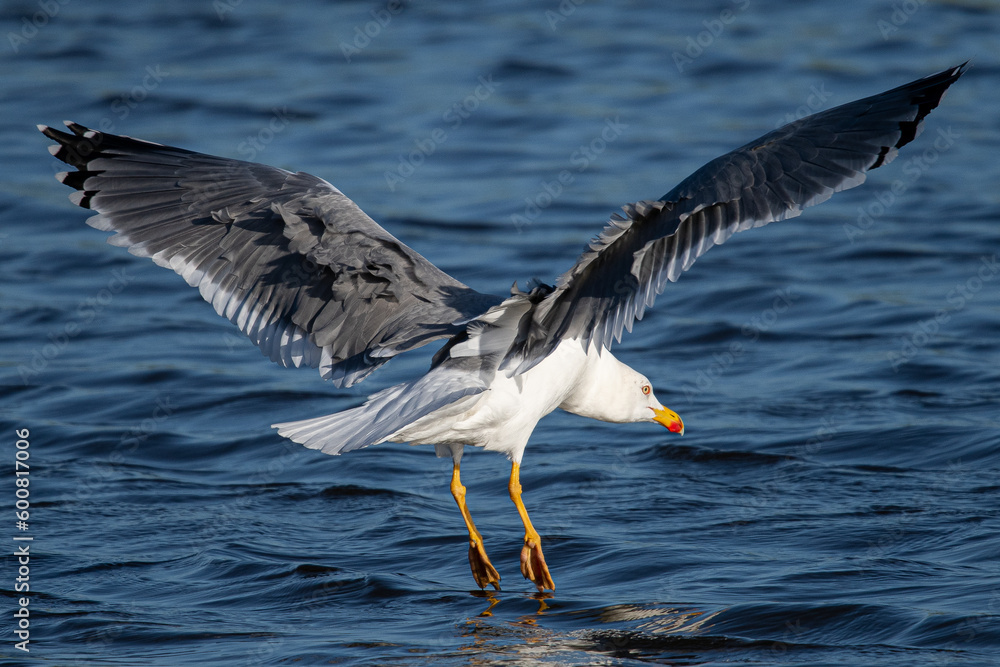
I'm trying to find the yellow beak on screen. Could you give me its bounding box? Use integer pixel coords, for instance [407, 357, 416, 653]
[652, 406, 684, 435]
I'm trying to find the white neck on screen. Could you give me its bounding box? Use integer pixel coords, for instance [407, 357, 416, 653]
[558, 344, 647, 423]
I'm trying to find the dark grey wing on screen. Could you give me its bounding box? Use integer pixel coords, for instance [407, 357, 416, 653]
[503, 63, 966, 373]
[41, 122, 502, 387]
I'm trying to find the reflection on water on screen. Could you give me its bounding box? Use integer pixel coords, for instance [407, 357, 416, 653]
[451, 601, 731, 665]
[594, 603, 721, 635]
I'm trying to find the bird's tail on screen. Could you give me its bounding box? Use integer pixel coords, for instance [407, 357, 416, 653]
[273, 368, 488, 455]
[273, 404, 381, 456]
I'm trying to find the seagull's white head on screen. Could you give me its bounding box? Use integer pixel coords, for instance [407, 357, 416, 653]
[560, 348, 684, 435]
[633, 374, 685, 435]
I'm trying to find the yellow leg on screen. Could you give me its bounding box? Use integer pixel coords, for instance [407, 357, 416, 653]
[508, 461, 555, 592]
[450, 461, 501, 590]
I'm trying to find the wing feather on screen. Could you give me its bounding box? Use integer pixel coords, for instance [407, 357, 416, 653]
[42, 122, 501, 386]
[503, 64, 966, 372]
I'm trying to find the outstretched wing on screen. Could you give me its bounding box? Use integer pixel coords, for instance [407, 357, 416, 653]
[42, 122, 501, 387]
[503, 63, 966, 373]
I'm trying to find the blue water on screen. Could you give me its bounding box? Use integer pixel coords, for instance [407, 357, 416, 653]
[2, 1, 999, 665]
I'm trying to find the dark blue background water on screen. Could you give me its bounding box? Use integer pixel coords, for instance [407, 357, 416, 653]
[2, 1, 999, 665]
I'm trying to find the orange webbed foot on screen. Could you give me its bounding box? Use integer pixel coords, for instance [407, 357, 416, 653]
[468, 538, 501, 590]
[520, 534, 555, 592]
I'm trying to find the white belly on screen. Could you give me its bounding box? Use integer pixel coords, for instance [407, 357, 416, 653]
[389, 339, 593, 460]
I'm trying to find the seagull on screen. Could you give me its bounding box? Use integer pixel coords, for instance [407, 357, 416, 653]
[41, 64, 964, 592]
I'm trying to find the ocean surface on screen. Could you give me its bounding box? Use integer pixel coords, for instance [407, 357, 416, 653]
[2, 1, 999, 665]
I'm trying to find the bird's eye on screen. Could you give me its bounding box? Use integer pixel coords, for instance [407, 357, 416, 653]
[641, 384, 651, 395]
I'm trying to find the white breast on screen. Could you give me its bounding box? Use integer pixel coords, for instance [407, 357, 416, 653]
[390, 339, 595, 461]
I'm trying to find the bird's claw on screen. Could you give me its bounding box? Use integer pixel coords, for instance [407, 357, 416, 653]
[520, 537, 555, 592]
[468, 539, 501, 590]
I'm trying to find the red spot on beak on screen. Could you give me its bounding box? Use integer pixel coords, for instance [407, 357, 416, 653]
[652, 406, 684, 435]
